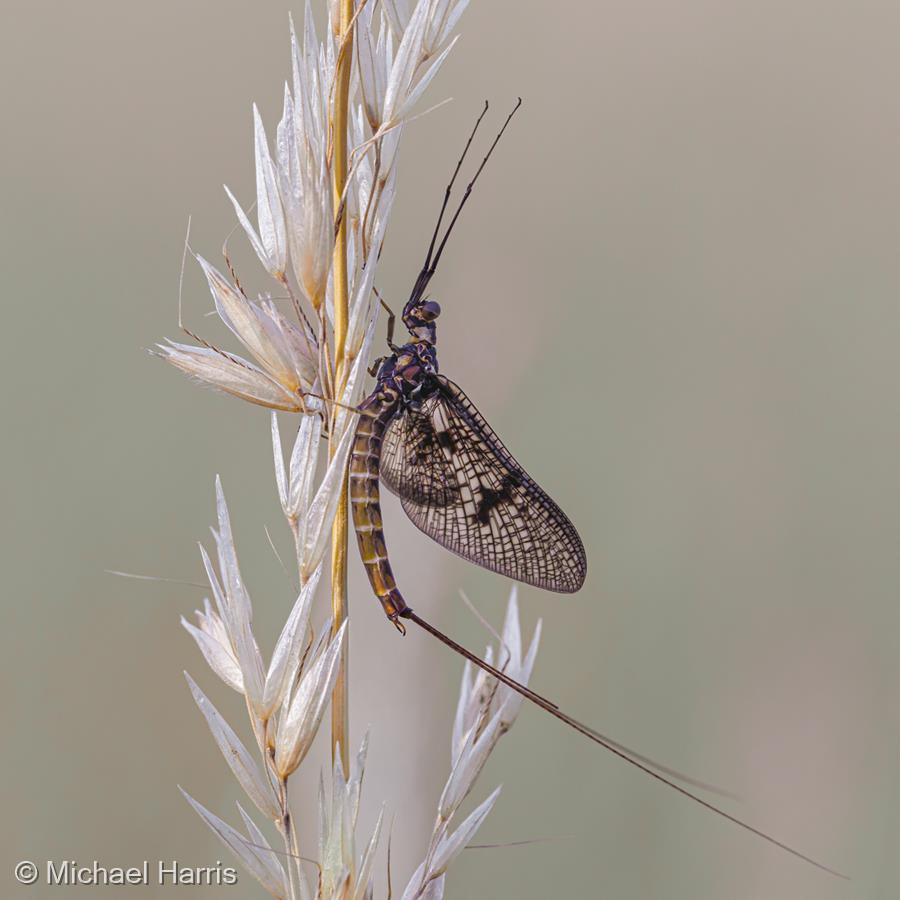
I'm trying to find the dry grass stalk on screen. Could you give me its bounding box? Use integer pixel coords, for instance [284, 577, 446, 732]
[158, 2, 544, 897]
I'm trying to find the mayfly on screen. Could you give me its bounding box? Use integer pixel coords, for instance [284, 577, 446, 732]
[350, 101, 844, 879]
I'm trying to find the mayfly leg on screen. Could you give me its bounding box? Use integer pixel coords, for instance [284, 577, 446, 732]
[292, 392, 373, 438]
[407, 101, 490, 305]
[373, 286, 400, 351]
[406, 99, 523, 309]
[423, 100, 490, 272]
[427, 98, 522, 276]
[291, 389, 364, 415]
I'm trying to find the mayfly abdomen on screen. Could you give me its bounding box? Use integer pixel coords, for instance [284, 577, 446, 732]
[349, 391, 410, 630]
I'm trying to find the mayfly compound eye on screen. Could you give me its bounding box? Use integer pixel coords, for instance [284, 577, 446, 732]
[419, 300, 441, 320]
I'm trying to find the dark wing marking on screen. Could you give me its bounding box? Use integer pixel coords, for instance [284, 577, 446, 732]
[380, 375, 586, 593]
[380, 404, 460, 508]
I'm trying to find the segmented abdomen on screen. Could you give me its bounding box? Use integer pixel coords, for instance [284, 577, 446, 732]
[350, 390, 408, 621]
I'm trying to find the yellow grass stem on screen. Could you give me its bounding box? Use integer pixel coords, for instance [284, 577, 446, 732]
[329, 0, 354, 776]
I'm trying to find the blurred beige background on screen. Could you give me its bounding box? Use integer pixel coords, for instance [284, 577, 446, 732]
[2, 1, 899, 897]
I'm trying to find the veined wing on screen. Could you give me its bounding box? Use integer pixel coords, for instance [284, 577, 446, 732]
[380, 375, 586, 592]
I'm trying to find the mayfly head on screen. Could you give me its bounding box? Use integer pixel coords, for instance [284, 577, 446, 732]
[402, 298, 441, 344]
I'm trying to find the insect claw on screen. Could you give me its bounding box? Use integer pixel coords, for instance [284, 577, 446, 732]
[391, 617, 406, 636]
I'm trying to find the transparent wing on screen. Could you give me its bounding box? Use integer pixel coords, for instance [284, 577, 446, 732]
[380, 376, 586, 593]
